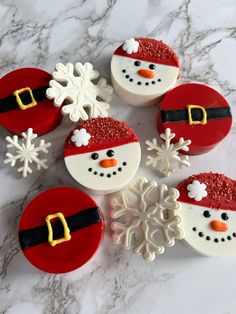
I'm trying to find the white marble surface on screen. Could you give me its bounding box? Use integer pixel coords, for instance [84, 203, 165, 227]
[1, 0, 236, 313]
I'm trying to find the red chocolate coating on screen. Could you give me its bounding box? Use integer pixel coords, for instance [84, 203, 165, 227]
[64, 117, 139, 157]
[157, 83, 232, 155]
[114, 38, 179, 68]
[0, 68, 62, 135]
[178, 173, 236, 211]
[19, 187, 104, 273]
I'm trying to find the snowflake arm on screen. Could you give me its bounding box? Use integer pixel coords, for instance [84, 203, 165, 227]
[146, 128, 191, 177]
[4, 128, 51, 178]
[111, 218, 141, 249]
[161, 216, 185, 246]
[133, 220, 165, 261]
[46, 62, 113, 122]
[75, 62, 99, 81]
[96, 78, 113, 101]
[46, 63, 77, 107]
[110, 192, 141, 221]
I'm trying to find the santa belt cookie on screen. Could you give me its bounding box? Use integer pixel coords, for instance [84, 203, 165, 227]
[0, 86, 48, 113]
[157, 83, 232, 155]
[161, 105, 232, 124]
[19, 206, 101, 250]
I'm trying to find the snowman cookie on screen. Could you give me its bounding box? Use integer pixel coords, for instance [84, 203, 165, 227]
[177, 173, 236, 256]
[19, 187, 104, 273]
[111, 38, 179, 107]
[0, 68, 62, 135]
[64, 117, 141, 194]
[157, 83, 232, 155]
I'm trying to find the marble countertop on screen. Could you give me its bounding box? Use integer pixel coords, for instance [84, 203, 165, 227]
[1, 0, 236, 313]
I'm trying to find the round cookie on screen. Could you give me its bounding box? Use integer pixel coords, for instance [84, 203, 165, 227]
[64, 117, 141, 194]
[177, 173, 236, 256]
[111, 38, 179, 107]
[0, 68, 62, 135]
[19, 187, 104, 273]
[157, 83, 232, 155]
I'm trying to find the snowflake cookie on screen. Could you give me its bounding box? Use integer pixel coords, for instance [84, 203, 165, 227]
[146, 128, 191, 177]
[46, 62, 113, 122]
[4, 128, 51, 177]
[110, 177, 184, 261]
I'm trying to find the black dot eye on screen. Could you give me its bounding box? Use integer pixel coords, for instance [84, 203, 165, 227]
[203, 210, 211, 218]
[134, 61, 141, 66]
[221, 213, 229, 220]
[149, 64, 156, 70]
[107, 150, 114, 157]
[91, 153, 99, 160]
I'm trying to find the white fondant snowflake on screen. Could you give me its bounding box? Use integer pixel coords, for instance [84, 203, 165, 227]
[46, 62, 113, 122]
[110, 177, 184, 262]
[71, 128, 91, 147]
[187, 180, 207, 201]
[146, 128, 191, 177]
[122, 38, 139, 54]
[4, 128, 51, 178]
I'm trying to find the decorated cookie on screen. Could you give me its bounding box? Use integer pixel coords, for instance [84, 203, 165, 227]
[19, 187, 104, 273]
[157, 83, 232, 155]
[4, 128, 51, 177]
[146, 128, 191, 177]
[110, 177, 184, 261]
[64, 117, 141, 194]
[46, 62, 113, 122]
[177, 173, 236, 256]
[111, 38, 179, 107]
[0, 68, 62, 135]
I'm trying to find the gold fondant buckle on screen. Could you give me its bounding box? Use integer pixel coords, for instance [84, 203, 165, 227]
[187, 104, 207, 125]
[13, 87, 37, 110]
[45, 212, 71, 247]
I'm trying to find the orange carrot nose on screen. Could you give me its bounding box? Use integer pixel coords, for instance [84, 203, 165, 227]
[138, 69, 155, 79]
[100, 158, 117, 168]
[210, 220, 228, 232]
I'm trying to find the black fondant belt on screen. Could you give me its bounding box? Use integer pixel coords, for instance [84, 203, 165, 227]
[161, 105, 232, 125]
[0, 86, 48, 113]
[19, 207, 102, 250]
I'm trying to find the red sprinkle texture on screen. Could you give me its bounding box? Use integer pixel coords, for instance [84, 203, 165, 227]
[114, 38, 179, 68]
[177, 172, 236, 211]
[64, 117, 139, 157]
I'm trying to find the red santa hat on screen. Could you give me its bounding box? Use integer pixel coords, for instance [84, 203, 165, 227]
[114, 37, 179, 68]
[64, 117, 139, 157]
[177, 172, 236, 211]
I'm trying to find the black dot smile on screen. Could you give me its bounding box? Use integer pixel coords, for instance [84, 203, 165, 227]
[121, 63, 162, 86]
[87, 161, 127, 178]
[192, 226, 236, 243]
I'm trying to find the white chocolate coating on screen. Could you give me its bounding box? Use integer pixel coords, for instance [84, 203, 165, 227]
[111, 55, 179, 107]
[180, 203, 236, 256]
[64, 142, 141, 194]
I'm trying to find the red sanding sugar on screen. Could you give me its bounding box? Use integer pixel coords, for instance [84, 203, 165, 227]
[137, 39, 175, 60]
[64, 117, 139, 157]
[178, 172, 236, 210]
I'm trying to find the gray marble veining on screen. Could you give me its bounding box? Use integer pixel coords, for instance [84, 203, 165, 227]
[1, 0, 236, 313]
